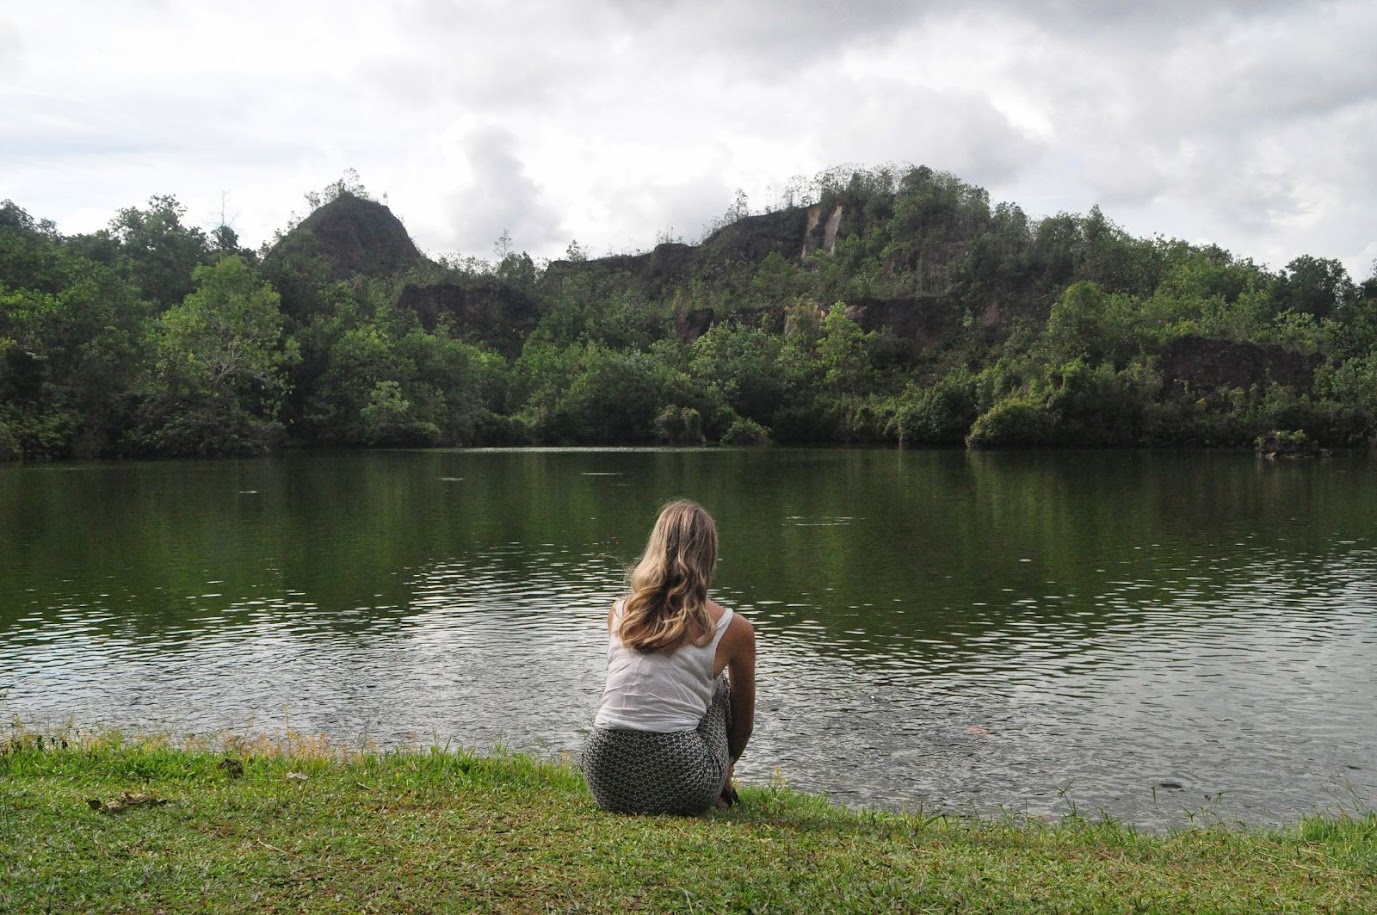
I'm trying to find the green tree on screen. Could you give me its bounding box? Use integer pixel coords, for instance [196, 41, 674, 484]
[688, 322, 787, 428]
[0, 206, 151, 458]
[816, 302, 870, 394]
[301, 324, 409, 444]
[496, 251, 538, 293]
[397, 328, 509, 445]
[110, 195, 211, 310]
[1043, 280, 1140, 364]
[516, 342, 685, 444]
[1275, 255, 1355, 320]
[359, 379, 440, 445]
[884, 167, 991, 288]
[749, 251, 801, 306]
[884, 369, 980, 445]
[133, 257, 297, 455]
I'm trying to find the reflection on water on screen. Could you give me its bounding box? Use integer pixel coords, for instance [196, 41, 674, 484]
[2, 449, 1374, 829]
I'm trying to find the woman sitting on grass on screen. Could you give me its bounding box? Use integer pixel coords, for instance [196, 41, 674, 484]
[582, 499, 756, 815]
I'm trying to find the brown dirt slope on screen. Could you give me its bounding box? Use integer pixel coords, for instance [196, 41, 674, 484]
[1158, 336, 1322, 394]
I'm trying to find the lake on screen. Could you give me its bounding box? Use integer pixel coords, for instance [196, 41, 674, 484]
[2, 448, 1374, 830]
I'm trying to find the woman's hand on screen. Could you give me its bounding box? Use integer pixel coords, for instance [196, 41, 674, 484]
[716, 764, 739, 809]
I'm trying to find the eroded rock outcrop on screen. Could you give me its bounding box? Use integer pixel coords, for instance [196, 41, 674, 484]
[273, 193, 422, 281]
[802, 204, 844, 257]
[396, 280, 539, 357]
[1158, 336, 1322, 394]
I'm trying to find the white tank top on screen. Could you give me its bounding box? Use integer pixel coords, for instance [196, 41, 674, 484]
[593, 600, 734, 732]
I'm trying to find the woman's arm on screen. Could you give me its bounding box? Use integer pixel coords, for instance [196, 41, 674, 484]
[723, 614, 756, 763]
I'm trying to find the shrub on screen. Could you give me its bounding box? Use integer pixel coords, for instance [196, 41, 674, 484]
[1042, 359, 1150, 446]
[965, 398, 1054, 448]
[654, 406, 705, 445]
[885, 372, 980, 445]
[720, 416, 772, 446]
[0, 415, 18, 461]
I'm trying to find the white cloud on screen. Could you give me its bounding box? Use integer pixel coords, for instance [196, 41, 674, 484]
[0, 0, 1372, 279]
[0, 16, 22, 79]
[441, 126, 564, 256]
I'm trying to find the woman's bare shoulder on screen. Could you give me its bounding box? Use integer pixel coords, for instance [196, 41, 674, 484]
[712, 601, 754, 637]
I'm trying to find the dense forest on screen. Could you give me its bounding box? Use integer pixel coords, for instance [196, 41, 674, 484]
[2, 165, 1375, 460]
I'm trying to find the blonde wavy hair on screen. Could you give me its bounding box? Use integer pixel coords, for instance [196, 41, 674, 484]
[617, 499, 719, 653]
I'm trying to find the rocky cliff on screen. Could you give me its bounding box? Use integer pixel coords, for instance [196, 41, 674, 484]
[395, 280, 539, 357]
[268, 193, 422, 282]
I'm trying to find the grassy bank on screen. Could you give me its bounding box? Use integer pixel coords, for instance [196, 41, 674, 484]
[2, 730, 1373, 913]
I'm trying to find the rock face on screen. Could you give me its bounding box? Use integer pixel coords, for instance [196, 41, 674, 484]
[1157, 336, 1322, 394]
[674, 308, 715, 345]
[843, 296, 962, 350]
[697, 208, 812, 263]
[396, 280, 539, 357]
[545, 203, 972, 350]
[545, 207, 823, 301]
[541, 242, 697, 302]
[282, 193, 422, 281]
[802, 204, 844, 257]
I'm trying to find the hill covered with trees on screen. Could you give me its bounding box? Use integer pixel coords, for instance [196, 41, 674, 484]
[2, 166, 1375, 460]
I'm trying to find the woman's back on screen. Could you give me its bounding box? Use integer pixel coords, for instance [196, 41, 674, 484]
[595, 602, 735, 732]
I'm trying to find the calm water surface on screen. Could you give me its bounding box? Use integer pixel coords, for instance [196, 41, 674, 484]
[2, 448, 1374, 829]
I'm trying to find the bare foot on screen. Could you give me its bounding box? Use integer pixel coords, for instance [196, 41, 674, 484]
[718, 782, 740, 808]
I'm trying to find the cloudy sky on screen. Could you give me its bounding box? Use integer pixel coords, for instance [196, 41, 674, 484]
[3, 0, 1374, 276]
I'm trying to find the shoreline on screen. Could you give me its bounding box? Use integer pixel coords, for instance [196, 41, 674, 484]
[3, 729, 1372, 912]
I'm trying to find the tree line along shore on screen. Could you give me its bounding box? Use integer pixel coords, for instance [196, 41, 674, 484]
[3, 165, 1376, 461]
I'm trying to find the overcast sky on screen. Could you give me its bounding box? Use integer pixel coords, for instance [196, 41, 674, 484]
[3, 1, 1374, 277]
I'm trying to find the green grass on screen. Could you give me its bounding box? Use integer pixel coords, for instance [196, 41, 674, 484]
[2, 728, 1373, 913]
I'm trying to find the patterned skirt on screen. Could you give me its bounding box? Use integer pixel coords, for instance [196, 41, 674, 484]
[582, 675, 732, 815]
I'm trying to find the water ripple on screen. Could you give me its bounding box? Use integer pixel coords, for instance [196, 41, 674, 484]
[4, 451, 1377, 830]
